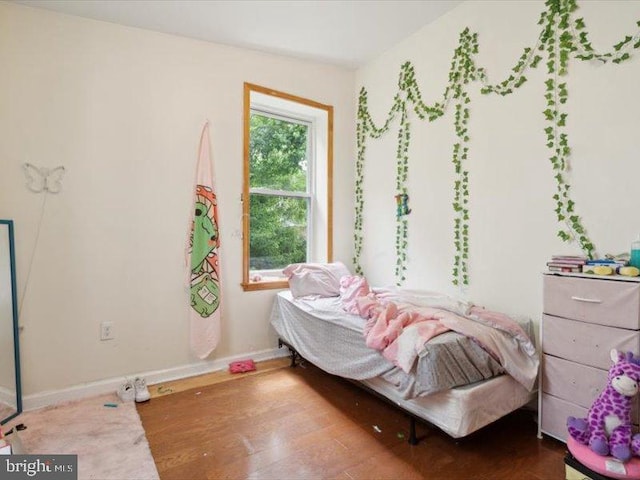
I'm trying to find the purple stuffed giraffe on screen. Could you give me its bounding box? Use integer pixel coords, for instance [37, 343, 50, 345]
[567, 349, 640, 462]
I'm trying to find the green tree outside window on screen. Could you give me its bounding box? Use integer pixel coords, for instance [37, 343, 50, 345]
[249, 113, 310, 271]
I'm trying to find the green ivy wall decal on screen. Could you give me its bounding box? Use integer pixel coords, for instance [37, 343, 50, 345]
[353, 0, 640, 287]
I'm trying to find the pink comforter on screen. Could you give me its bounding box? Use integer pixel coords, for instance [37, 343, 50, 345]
[356, 294, 450, 372]
[341, 276, 539, 391]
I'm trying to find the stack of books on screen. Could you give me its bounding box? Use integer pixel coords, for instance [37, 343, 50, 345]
[547, 255, 630, 274]
[547, 255, 587, 273]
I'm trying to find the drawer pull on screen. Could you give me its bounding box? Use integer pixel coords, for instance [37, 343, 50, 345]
[570, 296, 602, 304]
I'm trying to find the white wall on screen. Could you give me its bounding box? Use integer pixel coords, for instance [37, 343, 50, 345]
[355, 1, 640, 326]
[0, 2, 355, 396]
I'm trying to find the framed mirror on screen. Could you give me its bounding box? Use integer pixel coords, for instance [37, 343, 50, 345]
[0, 220, 22, 425]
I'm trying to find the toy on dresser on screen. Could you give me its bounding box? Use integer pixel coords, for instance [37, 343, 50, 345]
[567, 349, 640, 462]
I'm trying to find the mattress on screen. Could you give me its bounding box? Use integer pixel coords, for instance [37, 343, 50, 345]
[361, 373, 534, 438]
[270, 291, 506, 399]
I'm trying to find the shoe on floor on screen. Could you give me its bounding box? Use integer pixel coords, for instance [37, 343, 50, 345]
[117, 381, 135, 403]
[134, 377, 150, 403]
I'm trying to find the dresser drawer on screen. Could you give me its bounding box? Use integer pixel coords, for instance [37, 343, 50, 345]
[542, 314, 640, 369]
[542, 354, 640, 423]
[542, 355, 605, 408]
[543, 275, 640, 329]
[541, 393, 587, 442]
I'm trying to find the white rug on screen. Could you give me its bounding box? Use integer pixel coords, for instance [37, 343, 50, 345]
[4, 393, 159, 480]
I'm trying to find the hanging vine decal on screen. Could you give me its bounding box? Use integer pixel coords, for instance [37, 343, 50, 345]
[394, 103, 410, 282]
[450, 30, 477, 286]
[353, 0, 640, 286]
[353, 88, 404, 276]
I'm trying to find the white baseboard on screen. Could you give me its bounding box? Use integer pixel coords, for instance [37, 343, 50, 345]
[22, 346, 289, 411]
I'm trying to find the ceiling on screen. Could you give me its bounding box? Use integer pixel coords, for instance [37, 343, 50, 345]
[14, 0, 462, 69]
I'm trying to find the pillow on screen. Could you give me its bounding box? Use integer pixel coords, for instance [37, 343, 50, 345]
[284, 262, 351, 298]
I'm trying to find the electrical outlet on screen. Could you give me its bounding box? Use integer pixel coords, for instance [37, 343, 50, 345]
[100, 321, 114, 341]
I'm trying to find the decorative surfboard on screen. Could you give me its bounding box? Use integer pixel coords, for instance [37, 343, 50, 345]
[187, 122, 221, 359]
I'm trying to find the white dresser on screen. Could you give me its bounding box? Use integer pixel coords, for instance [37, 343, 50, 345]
[538, 272, 640, 442]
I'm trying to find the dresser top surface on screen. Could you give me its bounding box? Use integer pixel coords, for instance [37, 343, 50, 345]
[543, 271, 640, 283]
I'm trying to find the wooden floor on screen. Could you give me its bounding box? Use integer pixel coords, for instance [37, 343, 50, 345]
[137, 363, 567, 479]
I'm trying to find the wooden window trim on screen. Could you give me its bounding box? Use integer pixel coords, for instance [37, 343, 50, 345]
[242, 83, 333, 291]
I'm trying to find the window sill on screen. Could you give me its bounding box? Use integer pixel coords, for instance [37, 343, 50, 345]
[241, 280, 289, 292]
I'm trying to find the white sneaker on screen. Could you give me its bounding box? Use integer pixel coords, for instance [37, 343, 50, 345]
[117, 381, 135, 402]
[134, 377, 150, 403]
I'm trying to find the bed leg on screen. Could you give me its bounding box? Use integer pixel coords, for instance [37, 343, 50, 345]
[408, 417, 418, 445]
[278, 339, 298, 367]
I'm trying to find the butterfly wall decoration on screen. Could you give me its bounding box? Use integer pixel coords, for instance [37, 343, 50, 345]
[23, 163, 66, 194]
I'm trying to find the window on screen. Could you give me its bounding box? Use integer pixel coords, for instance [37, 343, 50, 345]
[242, 83, 333, 291]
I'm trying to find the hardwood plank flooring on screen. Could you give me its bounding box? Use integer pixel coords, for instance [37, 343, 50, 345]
[137, 364, 566, 479]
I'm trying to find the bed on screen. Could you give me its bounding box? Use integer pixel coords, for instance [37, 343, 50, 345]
[269, 269, 538, 443]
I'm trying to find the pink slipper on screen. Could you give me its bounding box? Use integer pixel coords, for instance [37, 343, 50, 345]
[229, 359, 256, 373]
